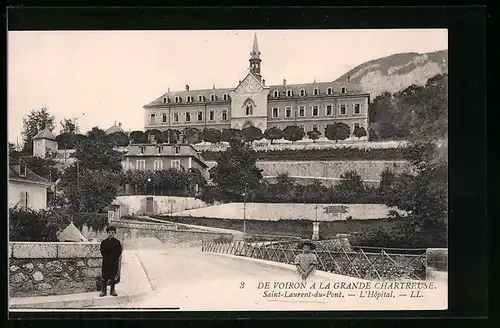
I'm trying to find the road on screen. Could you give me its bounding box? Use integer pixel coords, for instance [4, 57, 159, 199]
[113, 247, 448, 311]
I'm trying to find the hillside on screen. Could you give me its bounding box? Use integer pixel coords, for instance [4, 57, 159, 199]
[336, 50, 448, 98]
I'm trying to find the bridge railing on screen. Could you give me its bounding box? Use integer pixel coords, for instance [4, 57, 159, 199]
[201, 240, 427, 281]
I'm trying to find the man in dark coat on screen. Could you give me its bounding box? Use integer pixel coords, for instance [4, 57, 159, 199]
[99, 226, 123, 297]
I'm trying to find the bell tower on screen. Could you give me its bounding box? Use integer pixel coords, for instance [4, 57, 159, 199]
[249, 33, 262, 82]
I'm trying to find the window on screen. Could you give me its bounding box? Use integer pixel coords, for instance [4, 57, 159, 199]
[163, 97, 167, 103]
[327, 87, 333, 95]
[19, 165, 26, 177]
[326, 105, 333, 116]
[209, 110, 215, 121]
[340, 104, 347, 115]
[171, 159, 181, 170]
[162, 113, 167, 123]
[154, 160, 163, 170]
[273, 90, 279, 97]
[341, 87, 347, 94]
[197, 112, 203, 122]
[136, 160, 146, 170]
[354, 104, 361, 114]
[139, 146, 146, 154]
[285, 107, 293, 118]
[173, 145, 181, 154]
[175, 96, 181, 103]
[298, 106, 305, 117]
[20, 191, 29, 210]
[186, 112, 191, 122]
[157, 146, 163, 154]
[186, 96, 192, 103]
[35, 141, 41, 147]
[286, 90, 293, 97]
[198, 95, 205, 102]
[312, 105, 319, 116]
[210, 94, 217, 101]
[300, 89, 306, 96]
[223, 93, 229, 101]
[313, 88, 319, 96]
[222, 110, 228, 121]
[245, 104, 253, 116]
[149, 113, 156, 124]
[272, 107, 279, 118]
[354, 123, 361, 129]
[173, 113, 179, 123]
[312, 124, 319, 131]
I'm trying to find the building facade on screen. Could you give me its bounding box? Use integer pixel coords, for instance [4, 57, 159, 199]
[143, 34, 370, 139]
[9, 158, 53, 210]
[33, 129, 58, 158]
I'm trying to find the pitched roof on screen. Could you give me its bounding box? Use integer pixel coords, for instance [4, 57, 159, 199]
[9, 163, 52, 186]
[105, 123, 125, 134]
[33, 129, 56, 140]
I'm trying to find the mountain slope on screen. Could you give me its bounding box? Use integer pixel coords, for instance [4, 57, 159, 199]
[335, 49, 448, 98]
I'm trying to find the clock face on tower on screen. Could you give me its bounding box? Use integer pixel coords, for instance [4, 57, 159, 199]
[246, 85, 253, 92]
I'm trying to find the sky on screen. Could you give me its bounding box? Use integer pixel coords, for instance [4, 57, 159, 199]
[7, 29, 447, 144]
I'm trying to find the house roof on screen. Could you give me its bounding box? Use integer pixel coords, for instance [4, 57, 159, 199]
[9, 162, 52, 186]
[124, 143, 208, 168]
[33, 129, 56, 140]
[105, 123, 125, 134]
[144, 78, 366, 108]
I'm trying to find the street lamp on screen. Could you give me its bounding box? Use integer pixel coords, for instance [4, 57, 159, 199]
[243, 183, 248, 237]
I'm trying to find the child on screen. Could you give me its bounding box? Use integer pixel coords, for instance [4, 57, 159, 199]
[293, 239, 318, 281]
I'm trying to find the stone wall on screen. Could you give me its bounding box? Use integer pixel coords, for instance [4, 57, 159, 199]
[9, 242, 101, 298]
[115, 196, 211, 216]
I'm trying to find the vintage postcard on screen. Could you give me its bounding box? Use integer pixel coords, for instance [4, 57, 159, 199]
[8, 28, 448, 312]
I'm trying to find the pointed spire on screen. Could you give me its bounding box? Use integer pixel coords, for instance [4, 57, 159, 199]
[250, 33, 261, 59]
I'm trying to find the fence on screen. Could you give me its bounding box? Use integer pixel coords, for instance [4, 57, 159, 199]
[201, 240, 427, 281]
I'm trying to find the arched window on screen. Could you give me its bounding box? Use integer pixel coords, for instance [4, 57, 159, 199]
[243, 98, 255, 116]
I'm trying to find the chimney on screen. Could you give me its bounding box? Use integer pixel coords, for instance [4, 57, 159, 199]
[119, 122, 122, 128]
[185, 85, 190, 91]
[262, 79, 266, 86]
[283, 79, 287, 86]
[168, 87, 170, 93]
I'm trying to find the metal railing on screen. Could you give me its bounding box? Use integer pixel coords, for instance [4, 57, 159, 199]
[202, 240, 427, 281]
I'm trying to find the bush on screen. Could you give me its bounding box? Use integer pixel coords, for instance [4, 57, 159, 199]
[9, 208, 70, 242]
[73, 213, 108, 232]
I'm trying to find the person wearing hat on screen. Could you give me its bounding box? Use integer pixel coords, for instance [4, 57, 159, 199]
[99, 226, 122, 297]
[293, 239, 318, 281]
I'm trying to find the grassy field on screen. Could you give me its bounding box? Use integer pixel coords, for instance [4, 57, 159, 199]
[152, 215, 402, 240]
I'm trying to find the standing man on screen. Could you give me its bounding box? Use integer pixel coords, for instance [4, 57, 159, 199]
[99, 226, 123, 297]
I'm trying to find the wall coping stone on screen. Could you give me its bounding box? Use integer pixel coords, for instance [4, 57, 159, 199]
[9, 242, 100, 259]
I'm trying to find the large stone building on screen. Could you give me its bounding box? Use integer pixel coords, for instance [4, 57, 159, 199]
[143, 34, 370, 138]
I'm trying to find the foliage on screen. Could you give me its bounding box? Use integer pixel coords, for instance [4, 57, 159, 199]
[145, 129, 164, 143]
[59, 117, 80, 135]
[124, 168, 193, 196]
[332, 170, 366, 203]
[162, 129, 181, 143]
[108, 131, 130, 147]
[186, 127, 202, 144]
[353, 126, 367, 140]
[20, 156, 61, 182]
[325, 123, 350, 142]
[9, 208, 69, 242]
[307, 129, 321, 142]
[207, 139, 263, 202]
[241, 126, 264, 143]
[73, 137, 123, 172]
[21, 107, 55, 152]
[72, 212, 109, 233]
[130, 130, 147, 143]
[201, 128, 222, 144]
[263, 127, 284, 144]
[282, 125, 305, 143]
[221, 128, 243, 143]
[201, 147, 408, 161]
[378, 168, 397, 203]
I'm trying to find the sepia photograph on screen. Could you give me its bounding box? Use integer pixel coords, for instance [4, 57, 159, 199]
[7, 28, 448, 312]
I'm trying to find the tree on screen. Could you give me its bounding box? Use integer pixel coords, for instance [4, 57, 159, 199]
[59, 118, 79, 135]
[282, 125, 305, 143]
[21, 107, 55, 152]
[307, 129, 321, 143]
[73, 137, 123, 172]
[378, 168, 396, 203]
[21, 156, 61, 182]
[369, 92, 396, 124]
[263, 127, 284, 144]
[108, 131, 130, 147]
[129, 130, 146, 143]
[186, 127, 202, 144]
[201, 128, 222, 144]
[241, 126, 263, 143]
[162, 129, 180, 144]
[144, 129, 164, 143]
[325, 123, 350, 142]
[221, 128, 243, 143]
[334, 170, 365, 203]
[208, 139, 263, 202]
[353, 126, 367, 140]
[86, 127, 108, 142]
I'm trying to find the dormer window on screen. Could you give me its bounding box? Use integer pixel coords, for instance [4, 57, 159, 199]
[198, 95, 205, 102]
[313, 88, 319, 96]
[210, 94, 217, 101]
[341, 87, 347, 94]
[175, 96, 181, 103]
[173, 145, 180, 154]
[163, 97, 167, 103]
[223, 93, 229, 101]
[19, 165, 26, 177]
[286, 90, 293, 97]
[300, 89, 306, 96]
[186, 96, 193, 102]
[327, 87, 333, 95]
[273, 90, 279, 98]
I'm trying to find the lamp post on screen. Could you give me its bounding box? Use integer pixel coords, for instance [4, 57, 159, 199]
[243, 183, 248, 237]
